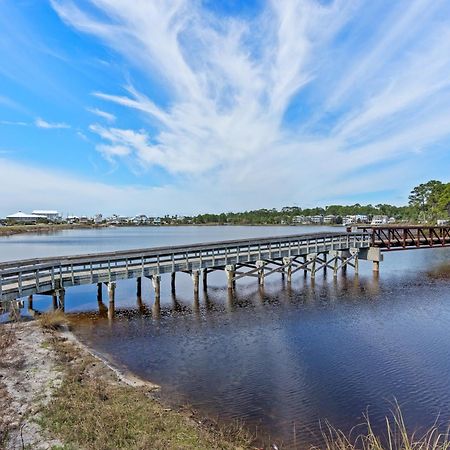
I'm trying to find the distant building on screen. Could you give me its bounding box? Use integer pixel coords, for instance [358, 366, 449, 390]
[371, 215, 389, 225]
[343, 214, 369, 226]
[323, 215, 336, 224]
[93, 214, 103, 224]
[67, 215, 79, 224]
[310, 215, 324, 224]
[132, 214, 149, 224]
[292, 215, 306, 224]
[437, 219, 449, 226]
[32, 210, 61, 222]
[6, 211, 46, 224]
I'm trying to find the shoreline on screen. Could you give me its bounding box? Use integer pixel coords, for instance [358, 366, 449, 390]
[0, 222, 344, 238]
[0, 319, 257, 449]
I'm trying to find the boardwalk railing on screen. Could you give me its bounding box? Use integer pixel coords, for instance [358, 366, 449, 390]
[0, 231, 371, 302]
[359, 226, 450, 250]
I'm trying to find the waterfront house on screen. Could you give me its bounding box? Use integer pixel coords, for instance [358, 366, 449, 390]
[31, 210, 61, 222]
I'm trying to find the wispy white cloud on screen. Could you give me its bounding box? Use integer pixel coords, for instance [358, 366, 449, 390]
[35, 117, 70, 129]
[0, 120, 28, 126]
[86, 107, 116, 122]
[48, 0, 450, 210]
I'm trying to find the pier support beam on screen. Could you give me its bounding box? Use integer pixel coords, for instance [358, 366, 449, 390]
[225, 265, 235, 290]
[256, 260, 266, 285]
[359, 247, 383, 272]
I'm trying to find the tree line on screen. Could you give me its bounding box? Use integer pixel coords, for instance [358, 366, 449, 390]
[176, 180, 450, 225]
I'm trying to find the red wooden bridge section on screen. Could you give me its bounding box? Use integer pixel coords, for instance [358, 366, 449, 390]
[359, 226, 450, 251]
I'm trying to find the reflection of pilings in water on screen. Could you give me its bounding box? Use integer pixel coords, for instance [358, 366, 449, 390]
[152, 296, 161, 320]
[136, 295, 146, 314]
[203, 291, 214, 311]
[258, 284, 265, 303]
[226, 288, 235, 311]
[171, 291, 182, 312]
[192, 290, 200, 315]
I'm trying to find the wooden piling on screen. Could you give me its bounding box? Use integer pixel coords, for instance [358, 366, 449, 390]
[171, 272, 176, 292]
[202, 269, 208, 290]
[256, 261, 265, 286]
[136, 277, 142, 297]
[225, 265, 235, 290]
[107, 282, 116, 320]
[152, 275, 161, 299]
[192, 270, 199, 294]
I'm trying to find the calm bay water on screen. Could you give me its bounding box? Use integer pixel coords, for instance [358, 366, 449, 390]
[1, 226, 450, 448]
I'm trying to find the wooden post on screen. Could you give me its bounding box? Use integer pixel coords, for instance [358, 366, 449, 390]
[108, 282, 116, 320]
[171, 272, 176, 293]
[97, 282, 103, 303]
[323, 253, 327, 274]
[256, 260, 265, 286]
[225, 265, 235, 290]
[309, 254, 316, 279]
[192, 270, 199, 294]
[52, 293, 58, 310]
[27, 295, 33, 310]
[373, 260, 380, 272]
[152, 275, 161, 300]
[58, 289, 65, 311]
[283, 257, 292, 283]
[136, 277, 142, 297]
[202, 269, 208, 290]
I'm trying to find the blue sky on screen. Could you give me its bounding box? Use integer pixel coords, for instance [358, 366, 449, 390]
[1, 0, 450, 216]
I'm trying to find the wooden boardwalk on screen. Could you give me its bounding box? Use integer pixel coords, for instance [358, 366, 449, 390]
[1, 226, 449, 309]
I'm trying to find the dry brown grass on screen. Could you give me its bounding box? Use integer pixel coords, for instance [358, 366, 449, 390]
[39, 335, 254, 450]
[316, 406, 450, 450]
[0, 322, 18, 449]
[37, 310, 69, 330]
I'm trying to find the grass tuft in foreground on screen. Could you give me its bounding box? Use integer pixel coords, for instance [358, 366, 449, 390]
[315, 406, 450, 450]
[38, 310, 70, 331]
[39, 335, 254, 450]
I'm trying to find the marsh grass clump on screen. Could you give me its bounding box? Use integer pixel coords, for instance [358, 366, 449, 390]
[316, 406, 450, 450]
[38, 310, 69, 331]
